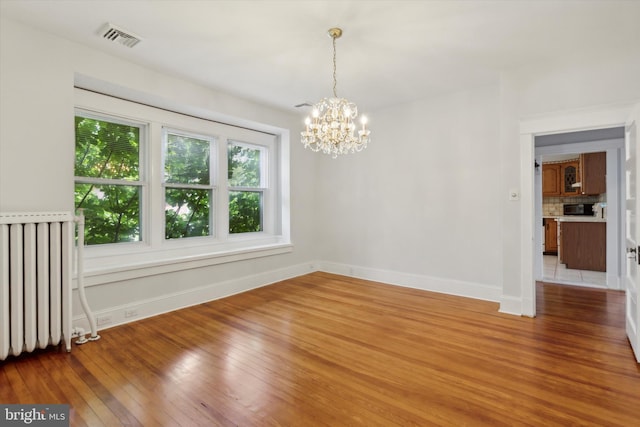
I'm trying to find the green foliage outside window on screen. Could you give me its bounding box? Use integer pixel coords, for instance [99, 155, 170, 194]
[164, 133, 212, 239]
[165, 135, 210, 185]
[229, 191, 262, 233]
[74, 116, 141, 245]
[75, 117, 268, 244]
[165, 188, 210, 239]
[228, 144, 263, 233]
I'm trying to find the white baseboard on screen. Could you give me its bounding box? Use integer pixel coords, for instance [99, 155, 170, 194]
[499, 295, 524, 316]
[72, 261, 318, 332]
[72, 260, 514, 335]
[606, 272, 622, 290]
[318, 261, 502, 302]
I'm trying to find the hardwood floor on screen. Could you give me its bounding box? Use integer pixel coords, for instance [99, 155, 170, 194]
[1, 273, 639, 426]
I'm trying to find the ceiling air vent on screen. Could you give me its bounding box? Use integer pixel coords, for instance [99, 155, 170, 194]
[100, 23, 141, 48]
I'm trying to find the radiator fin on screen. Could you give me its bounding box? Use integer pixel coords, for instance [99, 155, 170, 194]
[0, 212, 73, 360]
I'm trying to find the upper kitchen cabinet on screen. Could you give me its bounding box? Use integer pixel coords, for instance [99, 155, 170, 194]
[542, 164, 561, 196]
[579, 152, 606, 195]
[543, 161, 579, 197]
[560, 160, 580, 196]
[543, 154, 606, 197]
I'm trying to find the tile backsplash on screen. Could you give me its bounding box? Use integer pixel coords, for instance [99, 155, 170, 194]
[543, 194, 605, 216]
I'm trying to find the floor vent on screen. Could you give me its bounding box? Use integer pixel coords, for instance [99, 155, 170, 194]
[100, 23, 141, 48]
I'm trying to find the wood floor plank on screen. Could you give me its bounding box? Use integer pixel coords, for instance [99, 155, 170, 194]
[78, 347, 180, 427]
[1, 363, 35, 402]
[1, 273, 638, 426]
[85, 327, 230, 427]
[43, 354, 103, 427]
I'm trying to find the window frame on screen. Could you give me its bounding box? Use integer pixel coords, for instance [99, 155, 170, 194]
[74, 108, 148, 247]
[227, 139, 272, 236]
[162, 127, 217, 241]
[73, 88, 291, 283]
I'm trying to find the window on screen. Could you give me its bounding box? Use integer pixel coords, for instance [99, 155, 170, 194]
[164, 130, 215, 239]
[228, 142, 266, 234]
[73, 88, 290, 278]
[74, 113, 144, 245]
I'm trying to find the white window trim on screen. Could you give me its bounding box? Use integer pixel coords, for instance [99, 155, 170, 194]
[162, 127, 217, 240]
[74, 88, 291, 286]
[227, 139, 273, 235]
[74, 108, 149, 246]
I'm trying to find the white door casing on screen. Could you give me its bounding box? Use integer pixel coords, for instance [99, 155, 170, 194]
[517, 102, 639, 362]
[624, 104, 640, 363]
[517, 104, 633, 317]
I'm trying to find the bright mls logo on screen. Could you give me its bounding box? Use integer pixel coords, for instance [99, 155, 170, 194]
[1, 405, 69, 426]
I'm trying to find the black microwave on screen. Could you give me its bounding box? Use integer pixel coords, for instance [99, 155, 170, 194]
[563, 203, 594, 216]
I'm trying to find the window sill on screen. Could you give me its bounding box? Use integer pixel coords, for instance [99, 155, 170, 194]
[79, 237, 293, 286]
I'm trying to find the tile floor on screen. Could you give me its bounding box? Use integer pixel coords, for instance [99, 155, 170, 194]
[542, 255, 607, 288]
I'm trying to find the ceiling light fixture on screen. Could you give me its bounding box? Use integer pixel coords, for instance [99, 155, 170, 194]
[301, 28, 370, 158]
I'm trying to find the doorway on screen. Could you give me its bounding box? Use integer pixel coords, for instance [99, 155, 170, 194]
[534, 128, 625, 290]
[517, 104, 632, 318]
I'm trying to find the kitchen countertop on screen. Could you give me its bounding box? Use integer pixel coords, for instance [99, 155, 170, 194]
[543, 215, 606, 223]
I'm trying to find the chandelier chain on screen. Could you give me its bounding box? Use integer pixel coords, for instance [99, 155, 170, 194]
[332, 35, 338, 98]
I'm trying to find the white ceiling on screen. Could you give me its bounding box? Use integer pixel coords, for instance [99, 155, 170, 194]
[2, 0, 639, 113]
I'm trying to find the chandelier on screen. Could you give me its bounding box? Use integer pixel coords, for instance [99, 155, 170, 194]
[301, 28, 370, 158]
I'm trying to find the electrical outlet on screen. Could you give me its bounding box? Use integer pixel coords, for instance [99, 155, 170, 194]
[96, 315, 112, 326]
[124, 309, 138, 318]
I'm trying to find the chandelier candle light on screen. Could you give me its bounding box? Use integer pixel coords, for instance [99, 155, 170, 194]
[301, 28, 371, 158]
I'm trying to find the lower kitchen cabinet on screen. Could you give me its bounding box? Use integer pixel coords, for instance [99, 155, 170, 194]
[560, 222, 606, 271]
[543, 218, 558, 254]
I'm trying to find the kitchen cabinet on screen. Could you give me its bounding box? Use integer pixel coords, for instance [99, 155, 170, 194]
[560, 161, 580, 196]
[542, 160, 580, 197]
[560, 221, 606, 271]
[543, 218, 558, 254]
[542, 164, 561, 196]
[579, 151, 606, 195]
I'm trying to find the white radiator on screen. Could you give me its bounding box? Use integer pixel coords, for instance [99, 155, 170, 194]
[0, 212, 73, 360]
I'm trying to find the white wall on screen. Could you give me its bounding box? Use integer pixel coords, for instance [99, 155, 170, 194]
[312, 44, 640, 311]
[0, 20, 75, 212]
[0, 18, 320, 328]
[498, 45, 640, 314]
[315, 85, 504, 301]
[510, 46, 640, 117]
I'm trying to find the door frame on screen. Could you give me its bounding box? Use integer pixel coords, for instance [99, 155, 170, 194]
[519, 103, 634, 316]
[535, 139, 624, 287]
